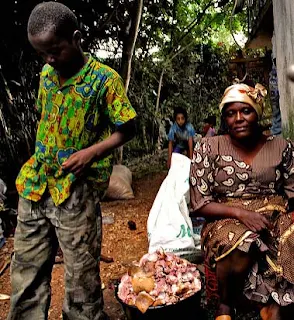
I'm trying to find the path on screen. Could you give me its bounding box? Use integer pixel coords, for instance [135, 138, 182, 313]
[0, 171, 167, 320]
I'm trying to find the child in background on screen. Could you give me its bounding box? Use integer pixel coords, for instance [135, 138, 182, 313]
[167, 107, 195, 168]
[202, 115, 216, 137]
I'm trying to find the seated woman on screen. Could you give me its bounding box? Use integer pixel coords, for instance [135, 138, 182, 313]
[190, 83, 294, 320]
[167, 107, 195, 168]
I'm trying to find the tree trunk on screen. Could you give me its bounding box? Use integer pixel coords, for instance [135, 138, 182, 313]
[120, 0, 143, 92]
[155, 69, 165, 115]
[118, 0, 143, 164]
[142, 122, 148, 152]
[272, 0, 294, 137]
[154, 69, 165, 150]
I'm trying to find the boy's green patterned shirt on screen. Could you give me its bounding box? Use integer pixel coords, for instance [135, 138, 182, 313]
[16, 54, 136, 205]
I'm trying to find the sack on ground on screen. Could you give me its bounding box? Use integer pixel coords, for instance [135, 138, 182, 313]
[147, 153, 199, 261]
[104, 165, 134, 200]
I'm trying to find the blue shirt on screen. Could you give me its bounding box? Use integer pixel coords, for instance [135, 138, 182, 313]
[168, 122, 195, 153]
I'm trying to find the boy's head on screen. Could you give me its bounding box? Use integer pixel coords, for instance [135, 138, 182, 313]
[206, 115, 216, 126]
[28, 2, 83, 76]
[173, 107, 187, 128]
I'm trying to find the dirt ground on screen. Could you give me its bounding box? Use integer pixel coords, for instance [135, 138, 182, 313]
[0, 167, 262, 320]
[0, 171, 167, 320]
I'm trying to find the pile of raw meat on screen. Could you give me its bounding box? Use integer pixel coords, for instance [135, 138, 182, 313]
[117, 249, 201, 313]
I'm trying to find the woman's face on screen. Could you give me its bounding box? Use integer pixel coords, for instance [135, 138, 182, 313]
[223, 102, 258, 140]
[175, 113, 186, 128]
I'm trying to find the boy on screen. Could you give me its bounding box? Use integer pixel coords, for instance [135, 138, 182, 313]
[167, 107, 195, 168]
[8, 2, 136, 320]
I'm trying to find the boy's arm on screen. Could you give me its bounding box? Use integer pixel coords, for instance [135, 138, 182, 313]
[62, 72, 136, 176]
[167, 140, 173, 169]
[62, 119, 136, 176]
[167, 124, 175, 168]
[91, 118, 136, 157]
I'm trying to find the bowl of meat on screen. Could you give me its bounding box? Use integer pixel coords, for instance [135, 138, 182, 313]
[116, 249, 203, 320]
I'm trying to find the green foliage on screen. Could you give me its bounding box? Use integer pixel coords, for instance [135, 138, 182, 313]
[282, 110, 294, 140]
[0, 0, 247, 184]
[122, 0, 243, 157]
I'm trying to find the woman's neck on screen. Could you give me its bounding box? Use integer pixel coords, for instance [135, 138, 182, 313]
[229, 130, 265, 151]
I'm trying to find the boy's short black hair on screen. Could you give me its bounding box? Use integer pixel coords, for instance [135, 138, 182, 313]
[206, 115, 216, 126]
[27, 1, 79, 41]
[173, 107, 188, 121]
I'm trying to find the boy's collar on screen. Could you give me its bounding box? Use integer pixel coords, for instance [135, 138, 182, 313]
[42, 53, 94, 87]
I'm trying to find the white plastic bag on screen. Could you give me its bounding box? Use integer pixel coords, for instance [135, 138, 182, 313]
[0, 178, 7, 201]
[147, 153, 199, 259]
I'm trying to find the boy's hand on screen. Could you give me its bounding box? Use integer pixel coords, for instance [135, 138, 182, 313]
[62, 147, 96, 176]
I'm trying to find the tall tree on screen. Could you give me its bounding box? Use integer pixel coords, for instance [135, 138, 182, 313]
[120, 0, 144, 92]
[118, 0, 144, 163]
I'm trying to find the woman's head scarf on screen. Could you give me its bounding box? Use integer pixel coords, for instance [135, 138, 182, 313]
[219, 83, 267, 119]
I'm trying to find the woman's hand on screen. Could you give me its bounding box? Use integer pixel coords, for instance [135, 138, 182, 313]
[235, 208, 272, 232]
[196, 202, 272, 233]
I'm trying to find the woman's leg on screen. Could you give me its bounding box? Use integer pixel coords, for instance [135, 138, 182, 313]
[279, 303, 294, 320]
[215, 249, 254, 318]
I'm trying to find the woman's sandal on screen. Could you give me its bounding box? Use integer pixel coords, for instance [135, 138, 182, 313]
[260, 306, 271, 320]
[260, 304, 280, 320]
[215, 316, 232, 320]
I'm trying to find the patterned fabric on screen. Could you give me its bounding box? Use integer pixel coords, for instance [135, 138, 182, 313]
[205, 127, 216, 137]
[16, 53, 136, 206]
[190, 135, 294, 211]
[168, 122, 195, 153]
[190, 135, 294, 306]
[8, 182, 105, 320]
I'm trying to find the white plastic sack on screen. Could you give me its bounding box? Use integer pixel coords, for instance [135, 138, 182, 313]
[0, 178, 7, 201]
[147, 153, 199, 259]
